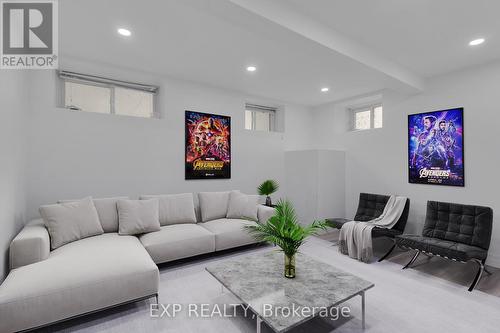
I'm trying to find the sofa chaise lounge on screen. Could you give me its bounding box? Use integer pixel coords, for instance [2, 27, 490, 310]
[0, 191, 275, 332]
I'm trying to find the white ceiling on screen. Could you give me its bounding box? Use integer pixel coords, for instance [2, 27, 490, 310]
[59, 0, 500, 106]
[278, 0, 500, 78]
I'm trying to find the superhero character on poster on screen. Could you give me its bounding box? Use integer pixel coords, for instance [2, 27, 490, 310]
[408, 108, 464, 186]
[185, 111, 231, 179]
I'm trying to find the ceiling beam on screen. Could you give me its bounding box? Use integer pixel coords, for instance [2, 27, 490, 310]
[228, 0, 425, 93]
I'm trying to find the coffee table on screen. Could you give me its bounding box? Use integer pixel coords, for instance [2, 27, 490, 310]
[206, 251, 374, 332]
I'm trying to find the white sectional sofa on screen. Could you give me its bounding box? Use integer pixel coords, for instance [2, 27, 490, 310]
[0, 191, 275, 333]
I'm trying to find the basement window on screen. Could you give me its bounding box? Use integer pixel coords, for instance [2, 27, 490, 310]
[350, 104, 383, 131]
[245, 103, 276, 132]
[60, 71, 159, 118]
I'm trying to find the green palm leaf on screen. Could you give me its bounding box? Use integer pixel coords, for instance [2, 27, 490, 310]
[257, 180, 279, 196]
[245, 199, 329, 257]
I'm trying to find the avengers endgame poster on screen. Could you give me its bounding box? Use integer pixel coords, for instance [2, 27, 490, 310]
[185, 111, 231, 179]
[408, 108, 464, 186]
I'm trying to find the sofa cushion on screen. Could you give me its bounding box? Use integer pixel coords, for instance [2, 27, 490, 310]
[198, 191, 231, 222]
[117, 199, 161, 235]
[140, 193, 197, 226]
[396, 234, 488, 261]
[59, 197, 128, 233]
[39, 197, 104, 250]
[199, 218, 259, 251]
[226, 191, 259, 221]
[0, 233, 159, 333]
[139, 224, 215, 264]
[257, 204, 276, 224]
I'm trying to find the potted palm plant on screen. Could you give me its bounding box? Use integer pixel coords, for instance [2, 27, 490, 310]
[258, 179, 279, 207]
[245, 199, 329, 278]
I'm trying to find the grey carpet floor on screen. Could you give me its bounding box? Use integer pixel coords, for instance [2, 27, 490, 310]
[39, 233, 500, 333]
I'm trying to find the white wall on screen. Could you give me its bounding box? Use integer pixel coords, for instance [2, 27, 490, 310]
[25, 59, 315, 218]
[0, 71, 29, 282]
[285, 150, 318, 224]
[316, 150, 345, 220]
[285, 150, 345, 224]
[312, 60, 500, 267]
[14, 50, 500, 276]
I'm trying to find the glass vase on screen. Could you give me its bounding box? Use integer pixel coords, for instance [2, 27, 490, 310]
[284, 254, 296, 278]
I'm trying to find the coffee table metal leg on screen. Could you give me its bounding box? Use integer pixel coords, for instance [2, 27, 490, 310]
[361, 291, 366, 330]
[256, 316, 262, 333]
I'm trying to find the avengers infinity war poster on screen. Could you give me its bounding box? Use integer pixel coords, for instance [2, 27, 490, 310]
[408, 108, 464, 186]
[185, 111, 231, 179]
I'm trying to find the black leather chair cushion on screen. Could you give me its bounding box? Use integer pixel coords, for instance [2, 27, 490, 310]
[396, 234, 488, 261]
[326, 193, 410, 238]
[372, 227, 402, 238]
[354, 193, 389, 221]
[423, 201, 493, 250]
[326, 218, 403, 238]
[354, 193, 410, 234]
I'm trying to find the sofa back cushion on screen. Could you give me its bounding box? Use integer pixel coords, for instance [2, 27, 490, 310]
[423, 201, 493, 249]
[198, 191, 231, 222]
[226, 191, 259, 221]
[58, 197, 127, 233]
[40, 197, 104, 250]
[117, 199, 161, 235]
[140, 193, 196, 226]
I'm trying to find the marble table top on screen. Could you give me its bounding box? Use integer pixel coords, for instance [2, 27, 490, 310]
[206, 250, 374, 332]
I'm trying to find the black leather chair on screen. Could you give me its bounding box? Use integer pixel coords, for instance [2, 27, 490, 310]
[381, 200, 493, 291]
[327, 193, 410, 248]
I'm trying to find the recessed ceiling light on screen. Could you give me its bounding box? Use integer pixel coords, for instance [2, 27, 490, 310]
[246, 66, 257, 72]
[469, 38, 485, 46]
[321, 87, 329, 92]
[117, 28, 131, 37]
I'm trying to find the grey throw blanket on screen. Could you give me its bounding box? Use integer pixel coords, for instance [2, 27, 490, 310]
[339, 195, 407, 262]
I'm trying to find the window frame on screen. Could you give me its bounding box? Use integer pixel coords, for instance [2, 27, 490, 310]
[245, 103, 277, 132]
[350, 103, 383, 131]
[60, 71, 159, 119]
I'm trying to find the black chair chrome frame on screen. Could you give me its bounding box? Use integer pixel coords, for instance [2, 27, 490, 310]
[396, 247, 492, 292]
[379, 200, 493, 292]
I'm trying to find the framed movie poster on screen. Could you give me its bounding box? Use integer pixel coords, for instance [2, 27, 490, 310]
[185, 111, 231, 179]
[408, 108, 464, 186]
